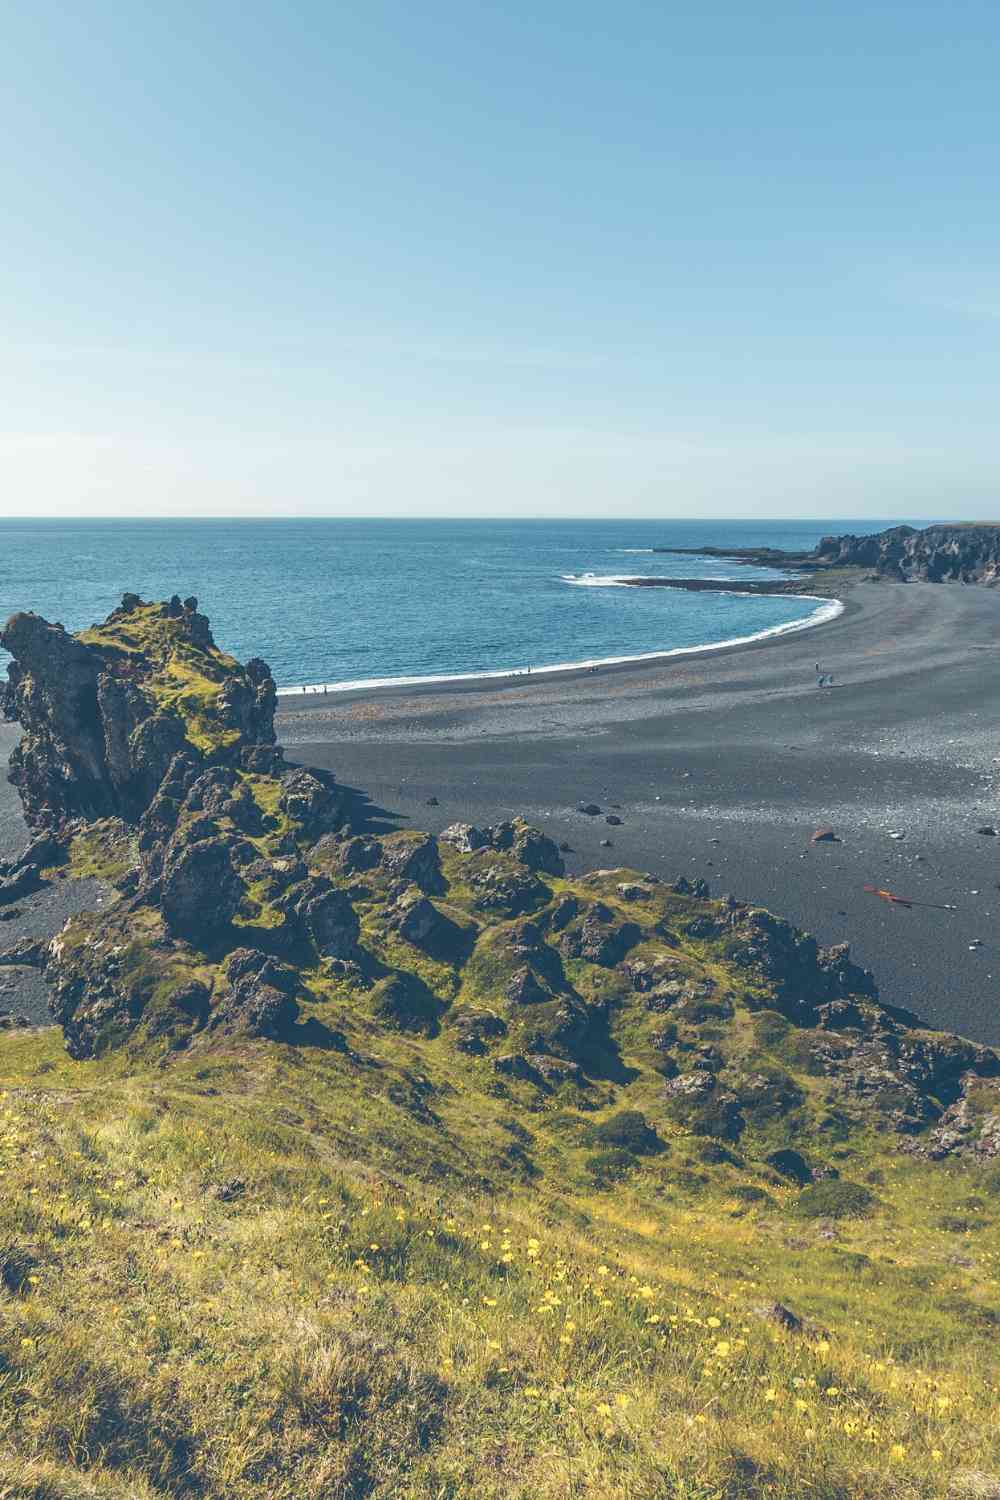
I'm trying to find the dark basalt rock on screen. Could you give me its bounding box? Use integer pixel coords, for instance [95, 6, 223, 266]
[160, 835, 245, 940]
[560, 902, 641, 966]
[484, 821, 564, 876]
[440, 822, 488, 853]
[723, 911, 877, 1023]
[471, 866, 549, 917]
[278, 768, 343, 837]
[277, 876, 359, 957]
[210, 948, 299, 1039]
[1, 599, 279, 831]
[382, 834, 443, 892]
[389, 890, 445, 948]
[505, 965, 552, 1006]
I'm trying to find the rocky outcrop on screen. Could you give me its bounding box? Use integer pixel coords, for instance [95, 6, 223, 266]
[1, 594, 280, 831]
[652, 522, 1000, 585]
[812, 523, 1000, 582]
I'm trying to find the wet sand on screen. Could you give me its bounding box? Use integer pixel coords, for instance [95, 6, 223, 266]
[278, 581, 1000, 1045]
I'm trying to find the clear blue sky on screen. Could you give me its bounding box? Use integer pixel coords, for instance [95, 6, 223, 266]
[2, 0, 998, 518]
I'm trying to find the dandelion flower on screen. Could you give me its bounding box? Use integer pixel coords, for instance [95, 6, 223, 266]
[706, 1316, 721, 1328]
[713, 1340, 731, 1357]
[890, 1444, 906, 1461]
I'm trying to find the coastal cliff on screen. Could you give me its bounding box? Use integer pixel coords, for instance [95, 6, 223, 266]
[654, 520, 1000, 584]
[0, 596, 998, 1498]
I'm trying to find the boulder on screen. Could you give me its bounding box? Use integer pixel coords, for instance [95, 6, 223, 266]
[505, 965, 551, 1006]
[278, 876, 359, 957]
[390, 891, 445, 947]
[561, 902, 641, 966]
[160, 836, 244, 940]
[278, 768, 342, 836]
[382, 834, 442, 891]
[212, 954, 298, 1039]
[440, 822, 488, 853]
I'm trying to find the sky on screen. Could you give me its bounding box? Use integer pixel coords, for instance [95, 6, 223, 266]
[1, 0, 999, 519]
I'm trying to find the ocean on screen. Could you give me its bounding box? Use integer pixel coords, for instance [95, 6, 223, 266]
[0, 517, 897, 691]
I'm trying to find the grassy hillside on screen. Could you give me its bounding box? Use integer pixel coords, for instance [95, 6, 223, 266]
[2, 881, 998, 1498]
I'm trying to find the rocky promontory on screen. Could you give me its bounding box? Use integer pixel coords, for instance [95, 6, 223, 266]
[653, 521, 1000, 584]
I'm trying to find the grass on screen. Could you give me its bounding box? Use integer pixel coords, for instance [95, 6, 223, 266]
[0, 1007, 997, 1499]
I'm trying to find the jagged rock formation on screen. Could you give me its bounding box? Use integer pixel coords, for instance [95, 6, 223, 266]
[812, 523, 1000, 581]
[2, 594, 999, 1171]
[653, 521, 1000, 583]
[1, 593, 279, 830]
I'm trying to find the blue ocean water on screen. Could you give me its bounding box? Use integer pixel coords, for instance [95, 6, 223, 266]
[0, 518, 898, 691]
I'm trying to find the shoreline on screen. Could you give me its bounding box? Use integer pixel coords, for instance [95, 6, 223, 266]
[274, 590, 846, 698]
[276, 580, 1000, 1047]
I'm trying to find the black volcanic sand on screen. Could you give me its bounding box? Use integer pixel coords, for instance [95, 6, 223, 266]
[276, 581, 1000, 1046]
[0, 738, 108, 1024]
[3, 581, 1000, 1042]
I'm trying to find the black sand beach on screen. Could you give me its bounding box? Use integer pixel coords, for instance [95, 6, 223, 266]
[276, 581, 1000, 1045]
[3, 580, 1000, 1043]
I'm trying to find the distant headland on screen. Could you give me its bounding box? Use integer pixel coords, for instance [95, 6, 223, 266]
[622, 522, 1000, 596]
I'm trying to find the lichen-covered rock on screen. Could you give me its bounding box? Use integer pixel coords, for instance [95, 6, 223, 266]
[389, 890, 445, 948]
[1, 597, 279, 831]
[471, 865, 549, 916]
[560, 902, 641, 966]
[277, 876, 359, 957]
[161, 835, 245, 940]
[211, 948, 299, 1039]
[440, 822, 488, 853]
[278, 768, 343, 836]
[723, 911, 877, 1022]
[382, 834, 442, 892]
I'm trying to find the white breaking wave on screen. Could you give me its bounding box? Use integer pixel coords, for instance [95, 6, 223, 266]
[275, 594, 845, 696]
[615, 547, 655, 553]
[560, 572, 644, 587]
